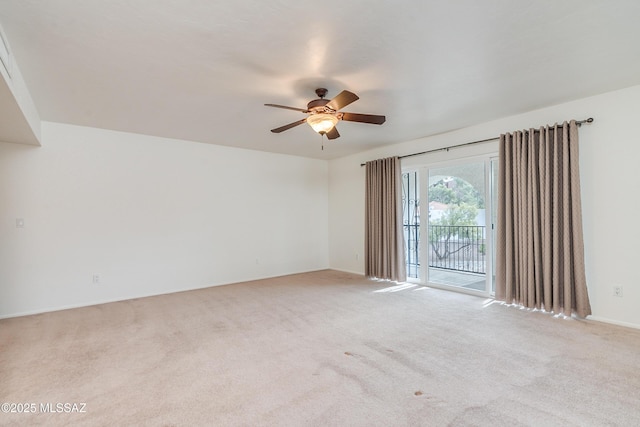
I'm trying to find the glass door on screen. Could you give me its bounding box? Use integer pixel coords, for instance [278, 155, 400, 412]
[427, 161, 488, 293]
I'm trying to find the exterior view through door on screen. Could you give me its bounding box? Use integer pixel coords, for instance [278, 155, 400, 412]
[402, 158, 497, 294]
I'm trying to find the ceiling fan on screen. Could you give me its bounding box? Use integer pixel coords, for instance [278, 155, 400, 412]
[265, 88, 386, 140]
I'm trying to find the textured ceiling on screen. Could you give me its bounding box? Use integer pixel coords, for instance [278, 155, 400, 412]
[1, 0, 640, 159]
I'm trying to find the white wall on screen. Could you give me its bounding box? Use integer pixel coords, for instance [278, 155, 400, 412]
[0, 122, 329, 317]
[329, 84, 640, 328]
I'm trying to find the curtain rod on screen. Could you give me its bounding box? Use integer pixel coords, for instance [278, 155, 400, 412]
[360, 117, 594, 166]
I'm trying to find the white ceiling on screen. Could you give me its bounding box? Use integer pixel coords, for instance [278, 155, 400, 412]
[1, 0, 640, 160]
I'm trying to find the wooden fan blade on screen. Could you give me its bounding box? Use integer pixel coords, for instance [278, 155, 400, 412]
[326, 90, 359, 111]
[340, 112, 386, 125]
[264, 104, 309, 113]
[270, 118, 307, 133]
[326, 126, 340, 140]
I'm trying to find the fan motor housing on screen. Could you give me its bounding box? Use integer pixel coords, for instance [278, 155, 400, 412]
[307, 98, 331, 112]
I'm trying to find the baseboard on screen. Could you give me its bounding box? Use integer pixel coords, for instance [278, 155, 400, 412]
[588, 315, 640, 330]
[330, 268, 365, 276]
[0, 268, 330, 320]
[0, 281, 229, 320]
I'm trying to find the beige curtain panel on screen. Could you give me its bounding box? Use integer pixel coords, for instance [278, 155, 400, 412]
[365, 156, 407, 282]
[496, 121, 591, 317]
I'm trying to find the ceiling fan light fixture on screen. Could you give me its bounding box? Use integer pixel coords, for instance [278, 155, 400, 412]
[306, 113, 338, 134]
[266, 89, 385, 140]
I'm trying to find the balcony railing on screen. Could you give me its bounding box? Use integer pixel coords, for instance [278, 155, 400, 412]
[404, 224, 420, 278]
[404, 224, 487, 276]
[429, 225, 486, 274]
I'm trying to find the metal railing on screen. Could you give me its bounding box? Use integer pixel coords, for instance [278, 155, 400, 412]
[404, 224, 487, 277]
[404, 224, 420, 278]
[428, 225, 486, 274]
[402, 172, 420, 278]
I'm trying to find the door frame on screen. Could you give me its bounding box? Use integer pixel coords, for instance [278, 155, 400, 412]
[404, 153, 497, 297]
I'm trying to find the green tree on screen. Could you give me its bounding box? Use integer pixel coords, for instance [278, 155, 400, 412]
[428, 185, 456, 205]
[429, 177, 484, 208]
[430, 203, 477, 227]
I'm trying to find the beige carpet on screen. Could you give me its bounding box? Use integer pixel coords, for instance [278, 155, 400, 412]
[1, 270, 639, 426]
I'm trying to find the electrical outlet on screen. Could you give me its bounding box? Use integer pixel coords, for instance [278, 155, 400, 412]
[93, 274, 100, 284]
[613, 285, 623, 297]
